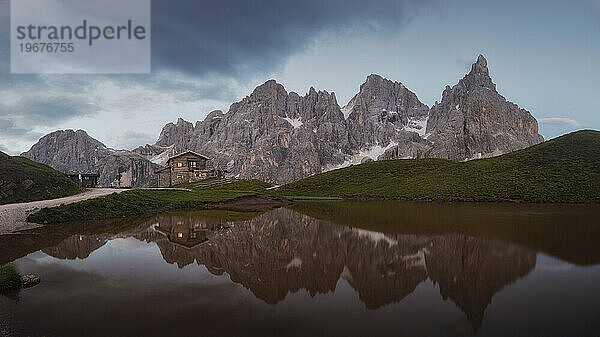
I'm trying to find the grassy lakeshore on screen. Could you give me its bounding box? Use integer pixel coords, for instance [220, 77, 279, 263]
[26, 130, 600, 224]
[275, 130, 600, 203]
[28, 180, 272, 224]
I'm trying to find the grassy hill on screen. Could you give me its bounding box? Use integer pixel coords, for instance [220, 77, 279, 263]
[27, 178, 274, 224]
[275, 130, 600, 203]
[0, 151, 82, 205]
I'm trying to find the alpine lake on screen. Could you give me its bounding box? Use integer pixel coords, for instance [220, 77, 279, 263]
[1, 201, 599, 337]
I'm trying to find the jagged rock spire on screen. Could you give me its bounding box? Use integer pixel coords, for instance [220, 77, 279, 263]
[461, 54, 496, 91]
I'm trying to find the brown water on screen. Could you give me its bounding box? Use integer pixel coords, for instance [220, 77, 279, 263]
[1, 201, 599, 337]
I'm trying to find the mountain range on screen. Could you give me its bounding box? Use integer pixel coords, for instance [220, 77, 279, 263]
[22, 55, 543, 186]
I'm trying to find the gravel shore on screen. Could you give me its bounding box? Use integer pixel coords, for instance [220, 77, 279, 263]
[0, 189, 127, 234]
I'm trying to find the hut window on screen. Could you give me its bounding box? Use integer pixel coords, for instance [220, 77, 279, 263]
[177, 162, 183, 167]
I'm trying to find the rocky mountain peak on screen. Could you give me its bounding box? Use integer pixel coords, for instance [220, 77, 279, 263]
[26, 54, 545, 185]
[203, 110, 223, 121]
[475, 54, 488, 71]
[156, 118, 194, 147]
[345, 73, 428, 122]
[361, 74, 404, 91]
[249, 79, 287, 99]
[365, 73, 384, 83]
[23, 130, 106, 159]
[23, 130, 158, 187]
[461, 54, 496, 91]
[425, 54, 543, 161]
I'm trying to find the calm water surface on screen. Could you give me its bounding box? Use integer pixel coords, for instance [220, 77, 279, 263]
[1, 201, 599, 337]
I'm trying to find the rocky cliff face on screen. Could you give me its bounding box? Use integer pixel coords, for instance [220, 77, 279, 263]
[422, 55, 544, 160]
[137, 80, 353, 183]
[26, 55, 543, 185]
[22, 130, 158, 187]
[344, 74, 430, 154]
[133, 55, 542, 183]
[134, 77, 432, 183]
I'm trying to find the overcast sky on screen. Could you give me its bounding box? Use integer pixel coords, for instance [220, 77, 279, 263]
[0, 0, 599, 154]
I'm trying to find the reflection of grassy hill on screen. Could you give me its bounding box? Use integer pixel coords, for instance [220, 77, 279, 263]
[276, 130, 600, 203]
[0, 151, 82, 205]
[291, 200, 600, 266]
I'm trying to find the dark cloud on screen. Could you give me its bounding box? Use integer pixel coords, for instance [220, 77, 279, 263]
[5, 98, 98, 124]
[114, 130, 155, 149]
[0, 0, 434, 152]
[0, 0, 433, 77]
[0, 118, 43, 142]
[150, 0, 433, 77]
[0, 88, 100, 127]
[0, 0, 7, 73]
[130, 73, 241, 102]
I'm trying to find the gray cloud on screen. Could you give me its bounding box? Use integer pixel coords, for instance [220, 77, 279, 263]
[1, 96, 98, 125]
[0, 71, 247, 152]
[538, 117, 580, 127]
[0, 0, 7, 74]
[0, 118, 43, 154]
[0, 0, 434, 77]
[0, 76, 101, 135]
[112, 130, 156, 150]
[0, 118, 43, 141]
[0, 0, 434, 151]
[150, 0, 434, 77]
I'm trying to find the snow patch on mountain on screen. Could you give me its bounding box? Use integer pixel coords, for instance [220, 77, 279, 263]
[341, 104, 354, 120]
[360, 141, 398, 160]
[282, 116, 303, 128]
[404, 116, 429, 137]
[323, 141, 398, 172]
[149, 145, 174, 165]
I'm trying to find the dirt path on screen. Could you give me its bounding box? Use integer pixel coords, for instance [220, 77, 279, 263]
[0, 188, 127, 234]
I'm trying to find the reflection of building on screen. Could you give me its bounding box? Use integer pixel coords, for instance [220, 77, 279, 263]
[153, 215, 228, 248]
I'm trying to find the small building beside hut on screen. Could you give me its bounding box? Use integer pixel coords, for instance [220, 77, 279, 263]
[156, 151, 217, 187]
[66, 171, 100, 188]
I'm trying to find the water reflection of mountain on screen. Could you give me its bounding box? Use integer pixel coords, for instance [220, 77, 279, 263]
[42, 235, 108, 260]
[291, 201, 600, 265]
[35, 208, 536, 328]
